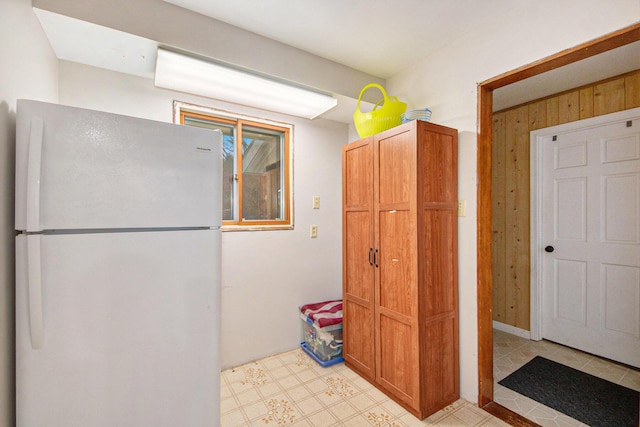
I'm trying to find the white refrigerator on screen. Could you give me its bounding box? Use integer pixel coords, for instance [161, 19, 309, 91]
[14, 100, 222, 426]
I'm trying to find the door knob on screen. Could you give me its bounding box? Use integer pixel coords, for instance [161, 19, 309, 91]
[544, 246, 554, 253]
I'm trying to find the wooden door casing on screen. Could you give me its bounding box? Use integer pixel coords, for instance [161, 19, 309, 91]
[477, 22, 640, 416]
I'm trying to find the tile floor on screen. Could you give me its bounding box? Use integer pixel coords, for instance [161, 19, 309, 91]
[221, 331, 640, 426]
[493, 329, 640, 427]
[221, 348, 509, 426]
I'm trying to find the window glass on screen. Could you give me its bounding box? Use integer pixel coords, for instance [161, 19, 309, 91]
[241, 125, 284, 221]
[178, 104, 292, 229]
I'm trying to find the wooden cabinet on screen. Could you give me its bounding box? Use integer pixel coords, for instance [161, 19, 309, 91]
[342, 120, 459, 419]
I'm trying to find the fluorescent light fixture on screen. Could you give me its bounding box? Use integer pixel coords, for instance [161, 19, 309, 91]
[155, 48, 337, 119]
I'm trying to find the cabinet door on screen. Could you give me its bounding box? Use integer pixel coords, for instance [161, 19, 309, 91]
[375, 129, 420, 408]
[342, 138, 375, 379]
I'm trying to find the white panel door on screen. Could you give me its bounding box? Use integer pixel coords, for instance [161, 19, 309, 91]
[16, 229, 221, 427]
[540, 116, 640, 367]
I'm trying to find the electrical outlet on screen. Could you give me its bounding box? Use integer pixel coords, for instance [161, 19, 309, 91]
[313, 196, 320, 209]
[458, 200, 466, 217]
[310, 225, 318, 238]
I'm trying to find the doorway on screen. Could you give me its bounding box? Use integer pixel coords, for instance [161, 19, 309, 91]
[476, 22, 640, 424]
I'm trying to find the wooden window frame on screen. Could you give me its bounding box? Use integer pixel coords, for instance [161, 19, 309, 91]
[174, 101, 293, 230]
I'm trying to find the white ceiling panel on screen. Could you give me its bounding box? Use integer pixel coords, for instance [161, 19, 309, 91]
[34, 8, 158, 79]
[162, 0, 518, 78]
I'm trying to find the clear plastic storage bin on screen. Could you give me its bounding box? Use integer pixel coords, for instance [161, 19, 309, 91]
[299, 300, 343, 366]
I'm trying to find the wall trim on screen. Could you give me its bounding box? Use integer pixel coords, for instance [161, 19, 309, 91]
[493, 321, 531, 339]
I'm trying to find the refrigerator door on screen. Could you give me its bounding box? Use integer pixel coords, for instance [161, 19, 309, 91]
[16, 230, 221, 427]
[15, 100, 222, 232]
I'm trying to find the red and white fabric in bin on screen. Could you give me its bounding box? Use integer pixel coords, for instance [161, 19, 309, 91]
[300, 300, 343, 327]
[299, 300, 343, 362]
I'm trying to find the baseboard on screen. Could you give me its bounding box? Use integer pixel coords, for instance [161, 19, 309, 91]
[493, 321, 531, 339]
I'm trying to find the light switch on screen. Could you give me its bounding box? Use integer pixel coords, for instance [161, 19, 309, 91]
[310, 225, 318, 238]
[313, 196, 320, 209]
[458, 200, 466, 217]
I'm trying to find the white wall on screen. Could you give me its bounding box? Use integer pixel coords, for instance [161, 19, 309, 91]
[58, 60, 347, 369]
[0, 0, 59, 424]
[386, 0, 640, 403]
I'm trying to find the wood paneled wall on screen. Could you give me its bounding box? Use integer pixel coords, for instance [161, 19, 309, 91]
[492, 69, 640, 330]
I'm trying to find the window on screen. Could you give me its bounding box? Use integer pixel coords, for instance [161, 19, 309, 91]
[176, 102, 292, 229]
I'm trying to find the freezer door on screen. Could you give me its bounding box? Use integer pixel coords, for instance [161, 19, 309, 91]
[15, 100, 222, 232]
[16, 230, 220, 427]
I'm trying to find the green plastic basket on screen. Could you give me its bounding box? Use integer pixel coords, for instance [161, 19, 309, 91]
[353, 83, 407, 138]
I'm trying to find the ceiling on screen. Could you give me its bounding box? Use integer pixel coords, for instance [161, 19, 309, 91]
[34, 0, 522, 81]
[34, 1, 640, 120]
[161, 0, 519, 79]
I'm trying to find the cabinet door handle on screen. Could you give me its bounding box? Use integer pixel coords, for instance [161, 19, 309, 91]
[368, 248, 373, 266]
[374, 249, 379, 268]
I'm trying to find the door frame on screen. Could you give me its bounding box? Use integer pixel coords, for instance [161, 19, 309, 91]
[476, 21, 640, 423]
[529, 107, 640, 342]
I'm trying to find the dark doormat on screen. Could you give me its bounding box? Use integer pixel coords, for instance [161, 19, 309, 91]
[498, 356, 639, 427]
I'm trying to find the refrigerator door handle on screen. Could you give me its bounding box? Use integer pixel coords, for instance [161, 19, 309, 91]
[26, 117, 44, 232]
[27, 235, 44, 349]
